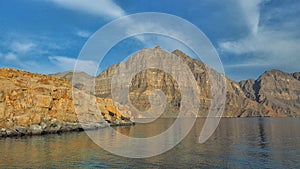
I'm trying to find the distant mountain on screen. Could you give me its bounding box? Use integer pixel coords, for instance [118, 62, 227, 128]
[50, 70, 94, 91]
[240, 70, 300, 117]
[55, 47, 300, 118]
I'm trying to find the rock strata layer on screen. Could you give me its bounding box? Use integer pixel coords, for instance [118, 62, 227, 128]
[0, 68, 133, 137]
[76, 47, 299, 118]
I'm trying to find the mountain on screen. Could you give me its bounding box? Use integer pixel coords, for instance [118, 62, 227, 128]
[0, 68, 133, 137]
[93, 47, 280, 117]
[55, 47, 299, 118]
[50, 70, 94, 91]
[240, 69, 300, 117]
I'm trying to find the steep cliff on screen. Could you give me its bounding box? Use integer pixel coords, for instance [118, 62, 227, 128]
[55, 47, 299, 118]
[240, 70, 300, 117]
[0, 68, 133, 137]
[93, 47, 283, 117]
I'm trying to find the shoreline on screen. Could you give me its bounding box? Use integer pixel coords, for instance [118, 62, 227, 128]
[0, 121, 135, 138]
[2, 116, 298, 138]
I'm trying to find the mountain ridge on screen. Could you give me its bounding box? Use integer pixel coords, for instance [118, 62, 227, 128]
[54, 47, 300, 118]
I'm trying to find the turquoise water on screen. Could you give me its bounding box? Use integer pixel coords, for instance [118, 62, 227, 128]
[0, 118, 299, 168]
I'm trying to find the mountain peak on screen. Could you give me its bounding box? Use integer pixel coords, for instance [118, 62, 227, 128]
[259, 69, 287, 79]
[172, 49, 186, 56]
[154, 46, 161, 49]
[265, 69, 283, 74]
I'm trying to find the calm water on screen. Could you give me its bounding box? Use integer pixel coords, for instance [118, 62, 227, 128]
[0, 118, 299, 168]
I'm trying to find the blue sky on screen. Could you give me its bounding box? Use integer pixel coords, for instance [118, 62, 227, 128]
[0, 0, 299, 81]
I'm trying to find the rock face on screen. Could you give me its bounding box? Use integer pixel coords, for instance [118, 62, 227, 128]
[0, 68, 133, 137]
[51, 71, 94, 92]
[92, 47, 292, 117]
[55, 47, 299, 118]
[292, 72, 300, 81]
[240, 70, 300, 117]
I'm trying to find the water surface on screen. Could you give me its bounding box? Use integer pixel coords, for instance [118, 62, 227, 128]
[0, 118, 299, 168]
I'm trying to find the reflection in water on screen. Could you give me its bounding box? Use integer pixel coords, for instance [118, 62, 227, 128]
[0, 118, 299, 168]
[258, 118, 269, 160]
[258, 118, 267, 149]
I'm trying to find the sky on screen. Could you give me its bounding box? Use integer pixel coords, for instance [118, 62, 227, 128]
[0, 0, 299, 81]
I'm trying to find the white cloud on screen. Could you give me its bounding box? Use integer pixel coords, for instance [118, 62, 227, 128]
[0, 52, 18, 62]
[75, 30, 92, 38]
[220, 30, 300, 70]
[0, 41, 40, 64]
[49, 0, 125, 19]
[10, 42, 37, 54]
[219, 0, 300, 71]
[224, 62, 269, 68]
[49, 56, 98, 75]
[110, 15, 198, 52]
[237, 0, 267, 35]
[4, 53, 18, 61]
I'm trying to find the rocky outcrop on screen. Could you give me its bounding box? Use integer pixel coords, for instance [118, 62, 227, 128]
[0, 68, 133, 137]
[292, 72, 300, 81]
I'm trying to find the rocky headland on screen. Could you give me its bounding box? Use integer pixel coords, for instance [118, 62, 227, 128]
[0, 68, 133, 137]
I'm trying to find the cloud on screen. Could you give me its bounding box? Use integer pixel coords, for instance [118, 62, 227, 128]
[0, 52, 18, 62]
[0, 32, 72, 73]
[10, 42, 37, 54]
[75, 30, 92, 38]
[49, 56, 98, 75]
[3, 53, 18, 61]
[224, 62, 269, 68]
[237, 0, 268, 35]
[220, 30, 300, 70]
[108, 14, 200, 53]
[48, 0, 125, 19]
[0, 41, 37, 64]
[218, 0, 300, 71]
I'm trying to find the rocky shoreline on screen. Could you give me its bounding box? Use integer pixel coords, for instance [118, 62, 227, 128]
[0, 119, 135, 138]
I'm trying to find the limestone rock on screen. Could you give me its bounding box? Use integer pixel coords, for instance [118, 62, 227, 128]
[0, 68, 133, 137]
[241, 70, 300, 117]
[53, 47, 299, 118]
[29, 124, 43, 135]
[92, 48, 297, 117]
[292, 72, 300, 81]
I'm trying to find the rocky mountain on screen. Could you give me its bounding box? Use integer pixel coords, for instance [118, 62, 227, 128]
[50, 70, 94, 91]
[240, 70, 300, 117]
[55, 47, 299, 118]
[93, 48, 279, 117]
[0, 68, 133, 137]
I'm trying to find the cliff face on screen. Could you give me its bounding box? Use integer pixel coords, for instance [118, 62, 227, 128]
[0, 68, 132, 137]
[172, 50, 278, 117]
[51, 71, 94, 92]
[54, 47, 299, 118]
[240, 70, 300, 117]
[92, 47, 290, 118]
